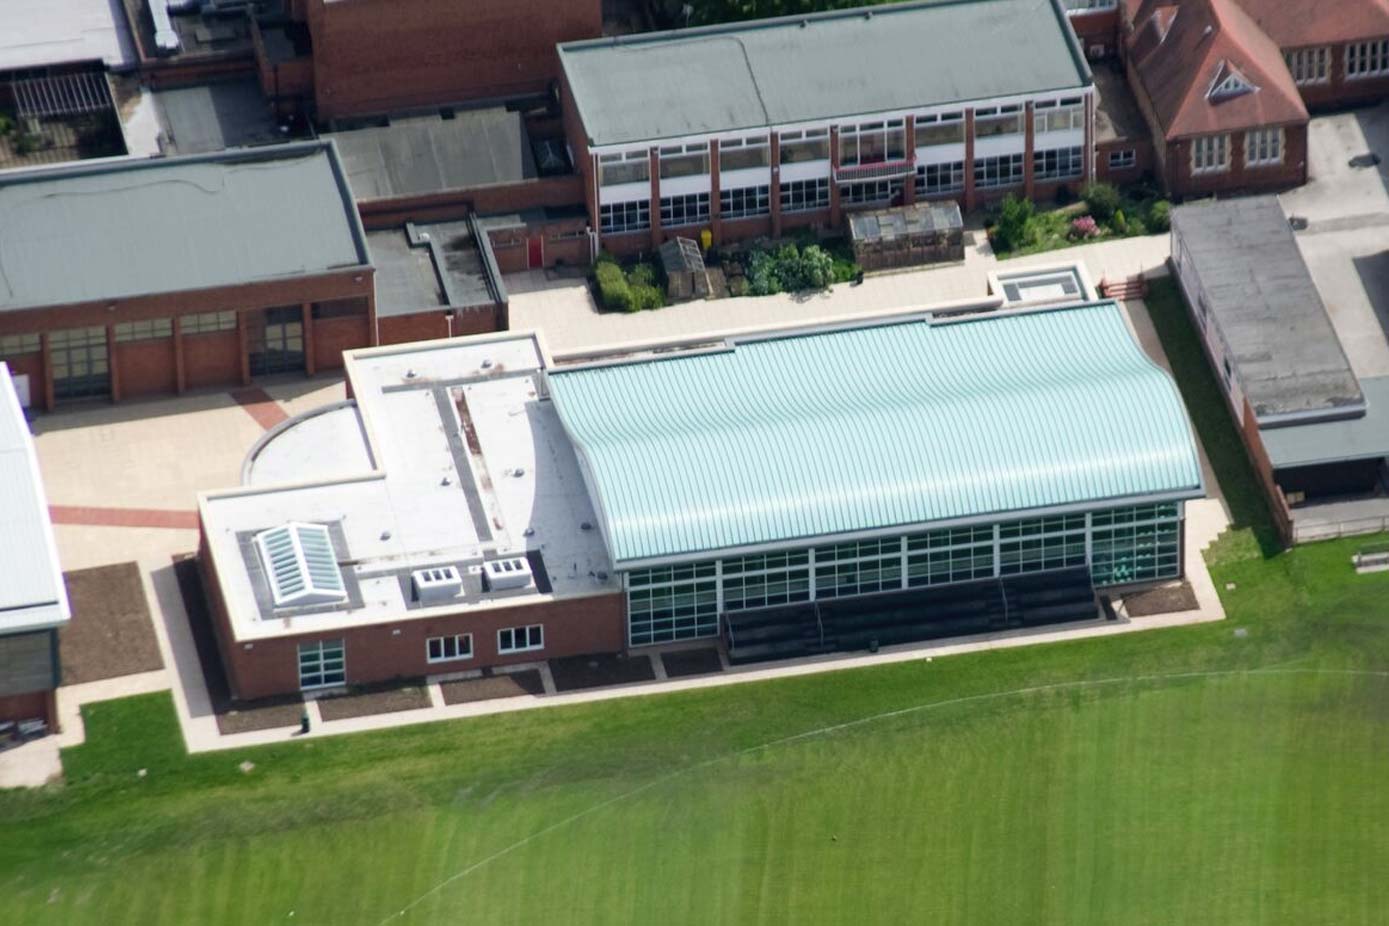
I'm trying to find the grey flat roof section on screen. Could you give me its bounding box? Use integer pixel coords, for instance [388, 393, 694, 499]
[328, 109, 537, 201]
[0, 365, 69, 635]
[1171, 196, 1363, 421]
[366, 220, 496, 318]
[155, 79, 286, 155]
[559, 0, 1091, 148]
[1261, 375, 1389, 468]
[0, 142, 370, 313]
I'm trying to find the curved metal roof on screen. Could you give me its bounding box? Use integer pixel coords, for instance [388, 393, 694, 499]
[548, 302, 1203, 566]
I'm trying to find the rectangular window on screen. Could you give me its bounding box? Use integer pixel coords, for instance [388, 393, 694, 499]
[779, 128, 830, 164]
[813, 537, 904, 599]
[838, 120, 907, 166]
[659, 192, 711, 227]
[181, 311, 238, 334]
[906, 525, 996, 587]
[497, 625, 544, 654]
[719, 135, 769, 172]
[298, 639, 345, 689]
[658, 143, 709, 179]
[599, 199, 650, 234]
[1285, 47, 1330, 85]
[998, 514, 1088, 576]
[1033, 146, 1084, 181]
[426, 634, 473, 664]
[626, 562, 718, 646]
[719, 185, 770, 219]
[839, 178, 904, 206]
[1064, 0, 1117, 9]
[1347, 40, 1389, 78]
[973, 105, 1023, 139]
[1190, 134, 1230, 174]
[779, 178, 830, 213]
[974, 153, 1024, 188]
[1108, 149, 1136, 170]
[1090, 503, 1181, 586]
[1245, 128, 1284, 167]
[312, 299, 366, 320]
[913, 111, 964, 148]
[0, 333, 41, 358]
[598, 150, 650, 187]
[113, 319, 173, 343]
[916, 161, 965, 196]
[1033, 98, 1085, 134]
[722, 550, 811, 611]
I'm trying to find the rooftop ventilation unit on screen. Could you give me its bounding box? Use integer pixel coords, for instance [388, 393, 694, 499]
[412, 565, 463, 605]
[483, 556, 533, 591]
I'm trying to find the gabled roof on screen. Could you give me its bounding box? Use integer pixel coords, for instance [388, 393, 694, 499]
[1231, 0, 1389, 49]
[559, 0, 1091, 148]
[1127, 0, 1306, 140]
[549, 302, 1203, 566]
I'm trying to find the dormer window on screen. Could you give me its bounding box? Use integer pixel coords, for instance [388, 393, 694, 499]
[1209, 63, 1257, 101]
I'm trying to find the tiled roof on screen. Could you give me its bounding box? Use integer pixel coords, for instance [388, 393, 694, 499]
[1127, 0, 1307, 140]
[1231, 0, 1389, 49]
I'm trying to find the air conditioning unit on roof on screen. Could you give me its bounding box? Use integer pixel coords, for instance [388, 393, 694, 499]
[412, 565, 463, 604]
[483, 555, 533, 591]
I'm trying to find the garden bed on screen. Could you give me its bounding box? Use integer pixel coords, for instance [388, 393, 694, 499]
[988, 181, 1171, 259]
[60, 562, 164, 685]
[439, 669, 545, 704]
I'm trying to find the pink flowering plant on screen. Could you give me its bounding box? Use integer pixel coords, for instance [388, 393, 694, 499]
[1069, 215, 1100, 240]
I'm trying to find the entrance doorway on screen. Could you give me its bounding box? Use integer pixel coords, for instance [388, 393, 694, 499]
[247, 307, 305, 376]
[527, 236, 544, 269]
[49, 326, 110, 401]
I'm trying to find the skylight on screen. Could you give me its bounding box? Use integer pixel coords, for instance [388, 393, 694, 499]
[254, 522, 347, 608]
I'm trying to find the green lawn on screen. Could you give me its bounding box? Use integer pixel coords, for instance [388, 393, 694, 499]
[4, 287, 1388, 925]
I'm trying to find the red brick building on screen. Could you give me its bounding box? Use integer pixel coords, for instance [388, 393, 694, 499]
[253, 0, 602, 122]
[0, 142, 380, 410]
[1123, 0, 1309, 198]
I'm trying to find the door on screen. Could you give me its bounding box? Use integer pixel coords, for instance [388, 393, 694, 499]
[527, 236, 544, 269]
[49, 326, 110, 401]
[247, 306, 305, 376]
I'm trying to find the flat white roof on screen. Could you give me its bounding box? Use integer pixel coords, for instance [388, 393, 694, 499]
[200, 333, 617, 642]
[0, 364, 70, 635]
[0, 0, 136, 72]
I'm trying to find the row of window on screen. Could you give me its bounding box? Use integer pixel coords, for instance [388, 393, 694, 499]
[597, 101, 1087, 187]
[1191, 128, 1284, 174]
[0, 309, 310, 359]
[298, 626, 546, 689]
[625, 504, 1183, 646]
[1281, 41, 1389, 87]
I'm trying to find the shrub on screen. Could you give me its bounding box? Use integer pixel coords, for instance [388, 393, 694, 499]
[1112, 208, 1128, 235]
[594, 261, 634, 311]
[991, 194, 1035, 252]
[0, 114, 12, 136]
[629, 283, 665, 310]
[594, 250, 619, 266]
[1147, 199, 1172, 233]
[1082, 182, 1120, 222]
[627, 261, 659, 288]
[790, 244, 836, 291]
[728, 275, 749, 297]
[1069, 215, 1099, 240]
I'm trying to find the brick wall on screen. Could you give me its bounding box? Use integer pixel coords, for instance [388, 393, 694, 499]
[355, 175, 585, 231]
[1096, 137, 1156, 185]
[1068, 9, 1121, 58]
[306, 0, 601, 120]
[311, 316, 370, 372]
[0, 689, 56, 728]
[1290, 41, 1389, 110]
[378, 311, 452, 345]
[114, 337, 179, 399]
[183, 331, 243, 391]
[1165, 123, 1308, 198]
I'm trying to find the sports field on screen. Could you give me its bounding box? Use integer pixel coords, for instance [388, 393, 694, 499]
[3, 281, 1388, 924]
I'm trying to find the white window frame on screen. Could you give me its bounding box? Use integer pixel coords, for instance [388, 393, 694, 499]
[1244, 127, 1284, 167]
[599, 199, 650, 235]
[658, 142, 709, 180]
[0, 333, 41, 358]
[181, 310, 238, 335]
[719, 185, 770, 220]
[497, 624, 544, 654]
[778, 127, 831, 165]
[1033, 146, 1084, 181]
[1033, 97, 1085, 134]
[973, 105, 1024, 139]
[913, 111, 965, 148]
[1347, 39, 1389, 79]
[1108, 149, 1136, 170]
[838, 119, 907, 167]
[598, 149, 650, 187]
[718, 135, 770, 172]
[1190, 134, 1230, 174]
[658, 192, 711, 227]
[974, 153, 1024, 188]
[1064, 0, 1117, 10]
[778, 177, 830, 213]
[916, 161, 965, 195]
[426, 633, 473, 664]
[1285, 47, 1330, 86]
[113, 318, 173, 343]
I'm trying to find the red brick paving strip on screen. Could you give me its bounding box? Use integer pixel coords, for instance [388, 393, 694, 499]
[49, 506, 200, 530]
[231, 387, 290, 431]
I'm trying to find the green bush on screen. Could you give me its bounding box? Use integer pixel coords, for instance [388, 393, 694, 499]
[627, 261, 660, 288]
[1112, 208, 1127, 235]
[594, 261, 634, 311]
[991, 194, 1035, 252]
[790, 244, 836, 291]
[1082, 182, 1120, 222]
[629, 282, 666, 311]
[595, 250, 619, 266]
[1147, 200, 1172, 233]
[0, 114, 12, 136]
[746, 249, 782, 296]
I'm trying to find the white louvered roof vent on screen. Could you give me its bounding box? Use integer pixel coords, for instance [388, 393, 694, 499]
[254, 522, 347, 609]
[412, 565, 463, 605]
[483, 555, 533, 591]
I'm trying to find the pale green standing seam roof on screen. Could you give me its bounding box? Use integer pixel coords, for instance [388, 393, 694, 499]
[548, 302, 1203, 566]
